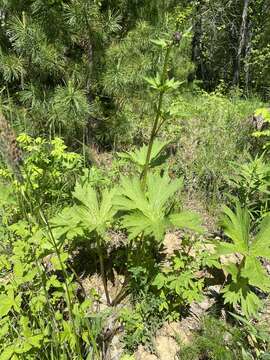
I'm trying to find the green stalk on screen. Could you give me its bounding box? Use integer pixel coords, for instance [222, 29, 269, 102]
[37, 208, 83, 358]
[112, 43, 174, 305]
[18, 191, 61, 354]
[67, 263, 100, 358]
[23, 175, 83, 359]
[141, 43, 173, 189]
[97, 236, 111, 305]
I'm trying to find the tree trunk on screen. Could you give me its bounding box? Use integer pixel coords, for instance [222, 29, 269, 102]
[233, 0, 250, 86]
[192, 9, 207, 88]
[244, 17, 253, 94]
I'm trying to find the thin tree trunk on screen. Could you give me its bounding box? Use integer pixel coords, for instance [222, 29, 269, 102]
[244, 17, 252, 95]
[233, 0, 249, 86]
[192, 1, 206, 85]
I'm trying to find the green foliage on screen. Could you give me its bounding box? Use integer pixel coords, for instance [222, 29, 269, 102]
[118, 139, 169, 171]
[179, 316, 251, 360]
[227, 154, 270, 220]
[230, 312, 270, 359]
[0, 134, 103, 358]
[114, 172, 203, 241]
[119, 295, 165, 352]
[1, 1, 270, 357]
[248, 3, 270, 98]
[191, 0, 270, 97]
[11, 134, 82, 212]
[52, 180, 116, 239]
[72, 181, 116, 236]
[144, 73, 182, 92]
[0, 0, 195, 148]
[254, 108, 270, 122]
[165, 92, 263, 204]
[51, 80, 90, 135]
[0, 193, 99, 359]
[152, 247, 204, 316]
[216, 203, 270, 317]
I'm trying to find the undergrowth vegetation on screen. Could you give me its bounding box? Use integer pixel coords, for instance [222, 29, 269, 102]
[0, 1, 270, 360]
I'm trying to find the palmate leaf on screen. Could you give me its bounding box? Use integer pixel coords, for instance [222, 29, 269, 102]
[218, 203, 270, 260]
[73, 181, 100, 218]
[51, 206, 83, 240]
[121, 211, 168, 240]
[223, 263, 239, 282]
[169, 211, 204, 233]
[222, 280, 262, 318]
[114, 173, 203, 241]
[114, 174, 179, 241]
[250, 215, 270, 259]
[215, 242, 238, 256]
[217, 203, 270, 260]
[219, 203, 250, 254]
[72, 182, 117, 236]
[118, 139, 169, 169]
[144, 74, 161, 90]
[114, 176, 149, 212]
[217, 202, 270, 317]
[51, 182, 116, 239]
[241, 256, 270, 292]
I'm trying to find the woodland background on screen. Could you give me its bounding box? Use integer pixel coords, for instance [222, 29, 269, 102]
[0, 1, 270, 360]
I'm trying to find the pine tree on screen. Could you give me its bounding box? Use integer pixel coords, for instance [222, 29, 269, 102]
[0, 0, 194, 149]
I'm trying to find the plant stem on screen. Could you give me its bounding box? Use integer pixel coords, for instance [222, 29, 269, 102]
[18, 191, 61, 351]
[97, 237, 111, 305]
[23, 174, 83, 359]
[38, 208, 83, 358]
[141, 43, 172, 189]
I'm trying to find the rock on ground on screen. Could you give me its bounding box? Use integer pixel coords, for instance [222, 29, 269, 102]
[134, 345, 158, 360]
[155, 335, 179, 360]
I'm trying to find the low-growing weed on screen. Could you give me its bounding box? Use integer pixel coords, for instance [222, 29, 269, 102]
[178, 316, 249, 360]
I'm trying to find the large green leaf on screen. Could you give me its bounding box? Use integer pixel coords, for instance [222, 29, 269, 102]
[121, 211, 168, 240]
[118, 139, 169, 169]
[0, 289, 18, 318]
[223, 263, 239, 282]
[0, 294, 13, 317]
[51, 206, 83, 240]
[215, 242, 238, 256]
[113, 176, 149, 213]
[51, 182, 116, 239]
[169, 211, 204, 233]
[114, 174, 178, 241]
[73, 182, 116, 236]
[73, 181, 100, 216]
[250, 215, 270, 259]
[115, 173, 182, 213]
[147, 173, 183, 211]
[114, 173, 202, 241]
[217, 202, 270, 318]
[221, 203, 250, 254]
[222, 279, 262, 318]
[241, 256, 270, 292]
[114, 173, 182, 240]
